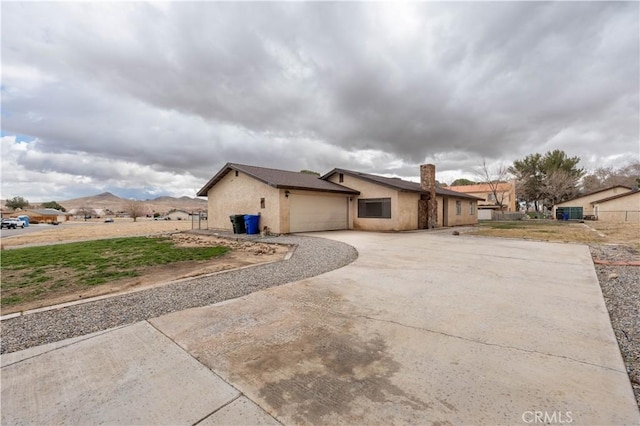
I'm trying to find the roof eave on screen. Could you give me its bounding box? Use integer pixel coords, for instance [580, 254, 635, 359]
[274, 184, 360, 195]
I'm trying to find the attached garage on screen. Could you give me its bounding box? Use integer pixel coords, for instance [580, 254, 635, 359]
[197, 163, 358, 234]
[289, 193, 348, 232]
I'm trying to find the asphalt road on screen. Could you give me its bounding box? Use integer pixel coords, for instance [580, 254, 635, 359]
[0, 224, 58, 239]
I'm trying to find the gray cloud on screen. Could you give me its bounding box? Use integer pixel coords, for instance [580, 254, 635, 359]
[1, 2, 638, 200]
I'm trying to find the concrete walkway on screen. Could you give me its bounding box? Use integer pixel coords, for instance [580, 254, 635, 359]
[2, 231, 639, 425]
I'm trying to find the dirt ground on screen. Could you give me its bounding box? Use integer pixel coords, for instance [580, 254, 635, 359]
[0, 218, 195, 249]
[1, 221, 289, 314]
[467, 220, 639, 249]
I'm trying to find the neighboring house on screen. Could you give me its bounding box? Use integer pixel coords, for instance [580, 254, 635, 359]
[446, 181, 517, 219]
[553, 185, 633, 220]
[590, 189, 639, 222]
[166, 209, 191, 221]
[21, 209, 71, 223]
[197, 163, 481, 234]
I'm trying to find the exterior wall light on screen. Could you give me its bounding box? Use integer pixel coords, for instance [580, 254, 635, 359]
[285, 190, 290, 198]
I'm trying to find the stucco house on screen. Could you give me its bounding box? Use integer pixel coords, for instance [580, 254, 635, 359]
[19, 209, 71, 223]
[166, 209, 191, 221]
[197, 163, 481, 234]
[590, 189, 639, 222]
[446, 181, 517, 219]
[552, 185, 633, 220]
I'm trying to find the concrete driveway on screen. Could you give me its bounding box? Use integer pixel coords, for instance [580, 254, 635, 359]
[2, 231, 639, 425]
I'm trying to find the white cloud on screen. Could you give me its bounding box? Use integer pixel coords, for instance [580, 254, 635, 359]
[1, 2, 638, 201]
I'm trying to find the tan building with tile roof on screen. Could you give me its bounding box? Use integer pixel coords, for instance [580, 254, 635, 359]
[446, 181, 517, 213]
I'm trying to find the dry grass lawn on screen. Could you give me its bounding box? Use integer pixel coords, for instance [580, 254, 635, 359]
[0, 218, 194, 249]
[468, 220, 639, 249]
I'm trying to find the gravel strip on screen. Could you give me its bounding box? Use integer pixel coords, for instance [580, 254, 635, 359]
[590, 244, 640, 407]
[0, 234, 358, 354]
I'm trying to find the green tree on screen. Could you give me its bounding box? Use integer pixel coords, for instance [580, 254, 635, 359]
[300, 169, 320, 176]
[42, 201, 66, 212]
[5, 196, 29, 210]
[510, 153, 543, 211]
[510, 150, 584, 211]
[450, 178, 476, 186]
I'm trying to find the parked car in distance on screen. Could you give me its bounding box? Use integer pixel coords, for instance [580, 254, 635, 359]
[104, 218, 114, 223]
[1, 218, 26, 229]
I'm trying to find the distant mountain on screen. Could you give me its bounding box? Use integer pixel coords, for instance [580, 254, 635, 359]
[62, 192, 124, 209]
[59, 193, 207, 215]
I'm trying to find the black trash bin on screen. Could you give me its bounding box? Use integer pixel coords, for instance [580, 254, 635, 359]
[230, 214, 246, 234]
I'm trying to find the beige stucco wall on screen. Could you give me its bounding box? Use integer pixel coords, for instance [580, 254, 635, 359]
[167, 210, 190, 221]
[327, 174, 418, 231]
[398, 192, 420, 230]
[206, 171, 282, 233]
[448, 181, 516, 211]
[438, 196, 479, 227]
[554, 187, 632, 218]
[593, 192, 640, 222]
[475, 189, 515, 211]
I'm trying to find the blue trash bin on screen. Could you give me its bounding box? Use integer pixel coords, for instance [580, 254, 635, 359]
[563, 213, 569, 221]
[244, 214, 260, 235]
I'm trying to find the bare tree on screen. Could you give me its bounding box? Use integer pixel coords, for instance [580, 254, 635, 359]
[77, 206, 95, 221]
[124, 199, 145, 222]
[581, 161, 640, 193]
[476, 158, 511, 211]
[542, 169, 580, 209]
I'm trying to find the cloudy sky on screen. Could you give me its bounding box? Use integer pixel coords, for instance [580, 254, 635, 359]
[1, 1, 638, 201]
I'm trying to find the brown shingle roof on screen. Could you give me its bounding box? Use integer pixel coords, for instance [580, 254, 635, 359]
[590, 188, 639, 205]
[197, 163, 360, 197]
[321, 168, 484, 200]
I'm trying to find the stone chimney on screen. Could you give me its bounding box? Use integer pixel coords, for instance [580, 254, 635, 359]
[420, 164, 437, 229]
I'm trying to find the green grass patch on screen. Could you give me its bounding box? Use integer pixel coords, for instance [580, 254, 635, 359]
[1, 236, 230, 308]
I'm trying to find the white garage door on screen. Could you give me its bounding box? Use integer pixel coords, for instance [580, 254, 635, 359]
[478, 209, 492, 220]
[290, 194, 348, 232]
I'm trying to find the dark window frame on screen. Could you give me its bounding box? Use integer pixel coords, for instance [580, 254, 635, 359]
[358, 198, 391, 219]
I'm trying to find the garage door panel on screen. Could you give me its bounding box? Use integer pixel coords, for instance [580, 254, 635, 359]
[290, 194, 347, 232]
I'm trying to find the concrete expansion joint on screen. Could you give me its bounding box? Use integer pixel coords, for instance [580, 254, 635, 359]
[192, 394, 243, 425]
[145, 320, 280, 425]
[0, 325, 130, 368]
[357, 314, 627, 375]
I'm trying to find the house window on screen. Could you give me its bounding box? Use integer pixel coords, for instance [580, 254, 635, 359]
[358, 198, 391, 219]
[469, 202, 475, 215]
[260, 198, 265, 209]
[339, 173, 344, 183]
[487, 193, 495, 202]
[456, 200, 461, 215]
